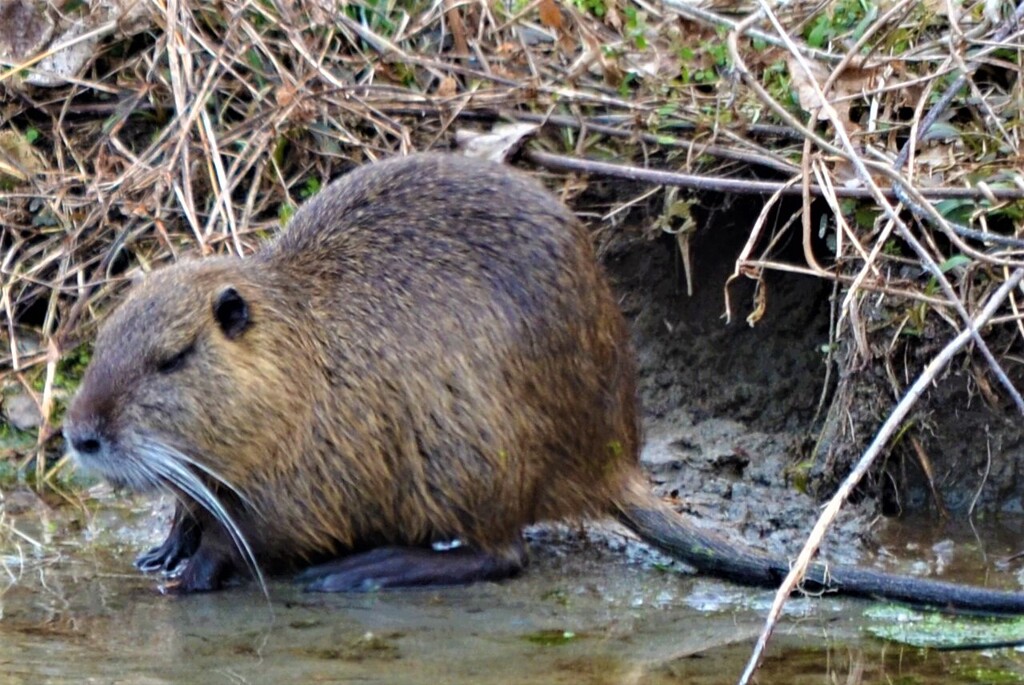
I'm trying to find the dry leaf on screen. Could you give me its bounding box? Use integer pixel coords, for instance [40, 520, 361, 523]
[786, 56, 869, 134]
[275, 84, 297, 107]
[605, 4, 622, 31]
[0, 128, 45, 182]
[538, 0, 563, 31]
[454, 122, 540, 163]
[436, 75, 458, 98]
[922, 0, 951, 16]
[916, 144, 958, 183]
[832, 159, 862, 188]
[786, 55, 831, 120]
[495, 41, 519, 56]
[0, 0, 54, 62]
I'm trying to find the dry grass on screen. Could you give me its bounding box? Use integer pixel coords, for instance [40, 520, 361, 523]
[0, 497, 38, 587]
[0, 0, 1022, 486]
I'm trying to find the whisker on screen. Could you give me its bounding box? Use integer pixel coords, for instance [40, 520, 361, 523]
[116, 457, 161, 492]
[169, 449, 264, 519]
[138, 443, 269, 599]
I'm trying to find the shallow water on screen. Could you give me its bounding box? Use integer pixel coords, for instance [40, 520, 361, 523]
[3, 494, 1024, 684]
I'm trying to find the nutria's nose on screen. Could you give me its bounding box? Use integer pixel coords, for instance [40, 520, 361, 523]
[73, 435, 102, 455]
[63, 423, 103, 456]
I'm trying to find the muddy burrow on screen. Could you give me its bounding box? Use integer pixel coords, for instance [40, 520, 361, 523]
[601, 197, 1024, 563]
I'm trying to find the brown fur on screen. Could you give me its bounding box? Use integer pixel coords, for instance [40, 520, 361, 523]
[65, 153, 1024, 613]
[66, 153, 638, 584]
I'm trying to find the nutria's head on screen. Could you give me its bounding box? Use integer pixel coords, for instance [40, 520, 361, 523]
[63, 257, 303, 503]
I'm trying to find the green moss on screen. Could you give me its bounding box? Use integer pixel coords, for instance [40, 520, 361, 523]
[865, 605, 1024, 650]
[0, 421, 37, 456]
[0, 458, 20, 488]
[279, 202, 297, 225]
[299, 176, 322, 200]
[523, 629, 577, 646]
[805, 0, 876, 49]
[541, 589, 571, 606]
[291, 631, 401, 661]
[786, 459, 814, 494]
[572, 0, 606, 18]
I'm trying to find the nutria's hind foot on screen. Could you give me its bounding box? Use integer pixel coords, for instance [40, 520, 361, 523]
[298, 543, 527, 592]
[135, 504, 201, 573]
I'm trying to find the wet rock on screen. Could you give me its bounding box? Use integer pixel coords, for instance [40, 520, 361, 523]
[4, 392, 41, 430]
[0, 1, 54, 63]
[2, 488, 44, 515]
[0, 0, 152, 87]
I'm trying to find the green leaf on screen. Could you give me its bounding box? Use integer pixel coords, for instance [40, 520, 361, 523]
[921, 121, 962, 142]
[807, 18, 831, 48]
[935, 198, 976, 223]
[851, 3, 878, 40]
[939, 254, 971, 273]
[854, 205, 879, 229]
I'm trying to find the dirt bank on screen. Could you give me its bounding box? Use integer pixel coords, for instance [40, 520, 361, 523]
[604, 194, 1024, 564]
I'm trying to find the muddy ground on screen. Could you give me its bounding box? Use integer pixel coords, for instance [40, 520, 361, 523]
[604, 194, 1024, 568]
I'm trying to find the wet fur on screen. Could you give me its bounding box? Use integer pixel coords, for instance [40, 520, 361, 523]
[65, 153, 1024, 613]
[67, 154, 637, 587]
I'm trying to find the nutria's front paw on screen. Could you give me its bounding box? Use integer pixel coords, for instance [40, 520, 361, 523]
[135, 505, 201, 573]
[154, 547, 235, 593]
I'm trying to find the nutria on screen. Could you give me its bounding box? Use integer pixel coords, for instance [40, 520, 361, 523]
[63, 153, 1024, 612]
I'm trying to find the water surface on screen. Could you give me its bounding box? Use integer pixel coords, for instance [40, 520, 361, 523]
[3, 494, 1024, 684]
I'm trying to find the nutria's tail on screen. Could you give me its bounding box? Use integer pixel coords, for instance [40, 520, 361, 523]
[615, 480, 1024, 615]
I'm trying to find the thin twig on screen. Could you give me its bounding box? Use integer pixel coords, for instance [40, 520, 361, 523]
[737, 267, 1024, 685]
[524, 150, 1024, 234]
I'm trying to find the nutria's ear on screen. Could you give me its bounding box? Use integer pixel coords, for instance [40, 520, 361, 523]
[213, 287, 250, 340]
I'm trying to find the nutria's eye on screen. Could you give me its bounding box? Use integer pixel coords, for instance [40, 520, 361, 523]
[157, 344, 194, 374]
